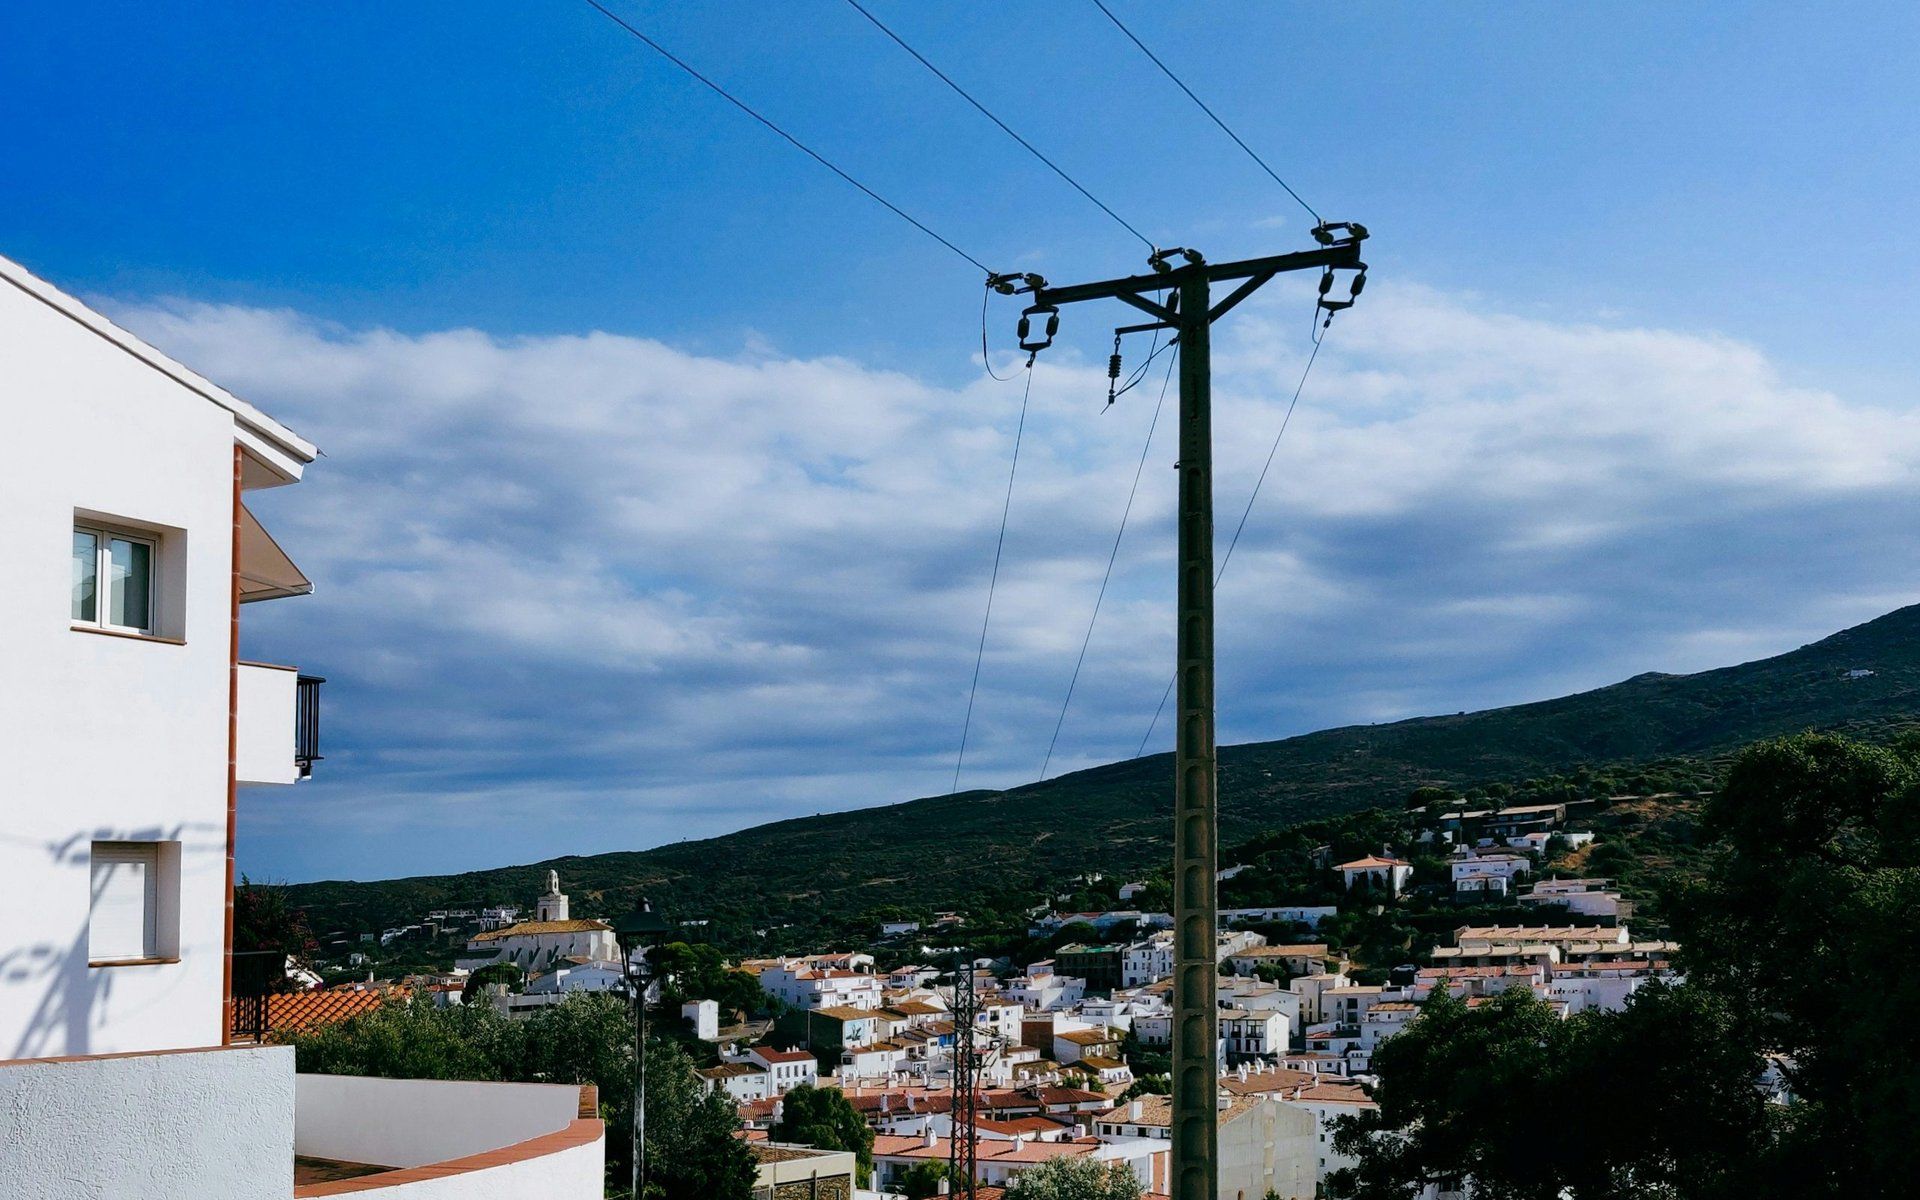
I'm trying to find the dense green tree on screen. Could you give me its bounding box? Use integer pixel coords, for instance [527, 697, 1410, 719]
[1669, 732, 1920, 1199]
[1005, 1156, 1143, 1200]
[773, 1084, 875, 1184]
[1329, 986, 1769, 1200]
[461, 961, 523, 1001]
[647, 941, 765, 1021]
[639, 1037, 757, 1200]
[899, 1160, 952, 1200]
[1336, 732, 1920, 1200]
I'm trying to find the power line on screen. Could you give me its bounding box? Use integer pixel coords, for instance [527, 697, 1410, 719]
[1039, 346, 1178, 781]
[582, 0, 997, 275]
[1136, 325, 1330, 757]
[842, 0, 1156, 251]
[1089, 0, 1322, 225]
[953, 365, 1035, 793]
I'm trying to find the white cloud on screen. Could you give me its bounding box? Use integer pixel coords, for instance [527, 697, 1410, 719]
[114, 281, 1920, 880]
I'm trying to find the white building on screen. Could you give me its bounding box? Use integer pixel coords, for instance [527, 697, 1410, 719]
[1520, 877, 1628, 919]
[495, 957, 629, 1018]
[1449, 851, 1532, 885]
[1220, 905, 1340, 929]
[748, 1045, 819, 1093]
[1227, 943, 1330, 978]
[698, 1061, 770, 1102]
[0, 253, 602, 1198]
[1122, 932, 1174, 987]
[1094, 1093, 1317, 1200]
[684, 997, 720, 1040]
[1219, 1007, 1289, 1062]
[759, 956, 883, 1011]
[871, 1131, 1167, 1194]
[1335, 855, 1414, 896]
[456, 873, 617, 973]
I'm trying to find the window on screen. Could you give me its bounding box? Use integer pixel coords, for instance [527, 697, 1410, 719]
[89, 842, 160, 962]
[72, 523, 155, 633]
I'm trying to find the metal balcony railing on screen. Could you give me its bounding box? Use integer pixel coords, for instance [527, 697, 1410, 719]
[296, 675, 325, 779]
[230, 950, 283, 1042]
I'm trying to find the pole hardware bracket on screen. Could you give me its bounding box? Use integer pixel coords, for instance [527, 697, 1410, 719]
[1148, 246, 1207, 274]
[986, 271, 1050, 296]
[1310, 220, 1369, 248]
[1316, 265, 1368, 317]
[1017, 302, 1061, 353]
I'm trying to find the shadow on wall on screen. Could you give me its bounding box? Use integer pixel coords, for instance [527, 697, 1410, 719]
[1, 821, 223, 1059]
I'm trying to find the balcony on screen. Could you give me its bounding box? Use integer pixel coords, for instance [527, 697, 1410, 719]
[237, 663, 323, 785]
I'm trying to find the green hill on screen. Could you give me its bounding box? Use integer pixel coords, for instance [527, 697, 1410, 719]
[284, 601, 1920, 951]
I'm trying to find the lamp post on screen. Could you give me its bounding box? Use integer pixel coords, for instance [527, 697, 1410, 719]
[612, 895, 673, 1200]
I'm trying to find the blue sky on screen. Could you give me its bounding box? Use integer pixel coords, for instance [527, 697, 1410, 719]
[6, 3, 1920, 881]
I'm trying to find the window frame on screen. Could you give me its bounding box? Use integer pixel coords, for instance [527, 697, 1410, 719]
[88, 841, 161, 964]
[72, 521, 158, 636]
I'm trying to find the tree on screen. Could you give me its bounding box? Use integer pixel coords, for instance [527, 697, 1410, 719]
[647, 941, 766, 1021]
[1005, 1156, 1143, 1200]
[233, 876, 317, 988]
[1329, 986, 1769, 1200]
[900, 1160, 952, 1200]
[461, 961, 523, 1001]
[640, 1037, 757, 1200]
[1336, 732, 1920, 1200]
[1668, 732, 1920, 1198]
[773, 1084, 875, 1184]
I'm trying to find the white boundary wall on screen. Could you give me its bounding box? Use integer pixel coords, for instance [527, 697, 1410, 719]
[0, 1045, 294, 1200]
[293, 1074, 587, 1168]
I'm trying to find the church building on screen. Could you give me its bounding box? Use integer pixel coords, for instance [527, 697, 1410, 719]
[456, 871, 619, 973]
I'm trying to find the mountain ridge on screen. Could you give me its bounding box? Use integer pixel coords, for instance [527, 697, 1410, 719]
[283, 602, 1920, 944]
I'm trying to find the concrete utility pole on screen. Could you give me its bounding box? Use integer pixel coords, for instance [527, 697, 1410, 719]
[1015, 227, 1367, 1200]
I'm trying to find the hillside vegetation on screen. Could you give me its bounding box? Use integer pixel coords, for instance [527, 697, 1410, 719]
[283, 602, 1920, 952]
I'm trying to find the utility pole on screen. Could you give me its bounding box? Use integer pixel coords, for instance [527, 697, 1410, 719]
[1007, 226, 1367, 1200]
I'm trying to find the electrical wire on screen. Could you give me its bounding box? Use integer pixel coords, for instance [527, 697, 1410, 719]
[1089, 0, 1322, 226]
[582, 0, 997, 275]
[953, 364, 1036, 793]
[843, 0, 1156, 251]
[1039, 346, 1179, 781]
[1135, 322, 1331, 756]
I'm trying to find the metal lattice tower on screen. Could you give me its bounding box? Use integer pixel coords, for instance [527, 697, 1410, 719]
[948, 956, 980, 1199]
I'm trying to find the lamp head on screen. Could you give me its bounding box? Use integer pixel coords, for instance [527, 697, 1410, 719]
[612, 895, 673, 948]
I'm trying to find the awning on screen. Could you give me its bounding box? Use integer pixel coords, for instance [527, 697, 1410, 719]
[238, 503, 312, 602]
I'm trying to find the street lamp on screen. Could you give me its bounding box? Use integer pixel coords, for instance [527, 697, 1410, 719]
[611, 895, 673, 1200]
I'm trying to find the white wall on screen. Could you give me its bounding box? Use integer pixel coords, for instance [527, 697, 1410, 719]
[0, 271, 242, 1057]
[0, 1044, 294, 1200]
[235, 662, 299, 785]
[294, 1074, 588, 1168]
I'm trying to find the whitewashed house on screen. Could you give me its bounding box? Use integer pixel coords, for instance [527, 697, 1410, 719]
[1336, 855, 1414, 896]
[0, 254, 603, 1198]
[1520, 877, 1628, 919]
[1219, 1007, 1290, 1062]
[758, 956, 883, 1010]
[748, 1045, 819, 1093]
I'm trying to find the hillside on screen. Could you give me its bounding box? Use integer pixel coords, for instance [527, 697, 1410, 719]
[284, 601, 1920, 949]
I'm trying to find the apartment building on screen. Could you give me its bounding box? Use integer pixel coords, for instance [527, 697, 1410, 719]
[0, 254, 603, 1199]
